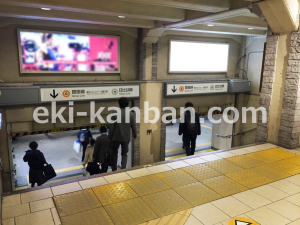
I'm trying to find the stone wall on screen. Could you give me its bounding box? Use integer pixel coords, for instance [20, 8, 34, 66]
[160, 89, 167, 161]
[152, 43, 158, 80]
[137, 28, 146, 80]
[133, 99, 140, 166]
[278, 31, 300, 148]
[256, 35, 279, 142]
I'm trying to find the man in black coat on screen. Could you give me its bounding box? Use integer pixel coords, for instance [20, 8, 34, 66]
[23, 141, 48, 187]
[109, 97, 137, 171]
[179, 102, 201, 156]
[93, 126, 110, 173]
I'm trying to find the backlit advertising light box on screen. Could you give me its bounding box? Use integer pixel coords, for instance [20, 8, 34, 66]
[18, 30, 120, 73]
[169, 40, 229, 73]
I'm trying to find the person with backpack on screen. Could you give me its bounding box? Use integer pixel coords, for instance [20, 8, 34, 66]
[77, 128, 93, 162]
[23, 141, 48, 187]
[179, 102, 201, 156]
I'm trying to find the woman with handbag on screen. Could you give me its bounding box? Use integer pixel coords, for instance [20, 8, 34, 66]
[23, 141, 47, 188]
[82, 139, 99, 175]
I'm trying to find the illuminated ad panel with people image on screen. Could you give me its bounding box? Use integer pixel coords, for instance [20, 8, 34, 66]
[18, 30, 120, 73]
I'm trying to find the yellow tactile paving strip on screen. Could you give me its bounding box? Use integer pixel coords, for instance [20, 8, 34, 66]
[140, 209, 192, 225]
[54, 189, 101, 217]
[182, 164, 222, 181]
[174, 182, 222, 206]
[141, 189, 192, 217]
[126, 175, 170, 196]
[155, 170, 197, 188]
[9, 147, 300, 225]
[205, 159, 244, 174]
[202, 175, 248, 197]
[93, 182, 138, 206]
[105, 197, 158, 225]
[226, 155, 264, 168]
[226, 170, 272, 189]
[60, 207, 114, 225]
[285, 155, 300, 165]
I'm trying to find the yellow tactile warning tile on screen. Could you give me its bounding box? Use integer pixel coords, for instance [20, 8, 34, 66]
[139, 209, 192, 225]
[53, 189, 101, 217]
[226, 155, 264, 169]
[285, 155, 300, 166]
[92, 182, 138, 206]
[174, 182, 222, 206]
[61, 207, 114, 225]
[269, 160, 300, 175]
[155, 169, 197, 188]
[248, 150, 282, 163]
[202, 175, 248, 197]
[226, 170, 272, 189]
[263, 148, 297, 159]
[104, 197, 158, 225]
[141, 189, 192, 217]
[250, 165, 290, 182]
[182, 164, 222, 181]
[126, 175, 169, 196]
[205, 159, 244, 174]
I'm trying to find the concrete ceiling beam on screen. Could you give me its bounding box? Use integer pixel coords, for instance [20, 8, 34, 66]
[170, 25, 267, 36]
[258, 0, 299, 33]
[0, 0, 185, 22]
[209, 16, 267, 30]
[0, 5, 155, 28]
[164, 8, 252, 29]
[122, 0, 230, 12]
[0, 17, 139, 38]
[143, 7, 260, 43]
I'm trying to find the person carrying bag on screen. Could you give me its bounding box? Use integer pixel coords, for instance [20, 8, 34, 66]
[83, 139, 100, 175]
[23, 141, 49, 187]
[93, 126, 110, 173]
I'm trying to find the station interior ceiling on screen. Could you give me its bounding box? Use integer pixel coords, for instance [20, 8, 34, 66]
[0, 0, 267, 41]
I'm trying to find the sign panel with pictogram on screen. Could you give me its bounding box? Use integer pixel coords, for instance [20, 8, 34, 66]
[40, 84, 140, 102]
[165, 82, 228, 97]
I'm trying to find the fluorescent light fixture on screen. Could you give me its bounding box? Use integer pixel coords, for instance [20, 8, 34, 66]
[41, 8, 51, 10]
[207, 24, 214, 27]
[118, 16, 125, 18]
[248, 28, 254, 30]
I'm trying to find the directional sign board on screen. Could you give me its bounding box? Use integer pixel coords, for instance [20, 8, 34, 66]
[165, 82, 228, 97]
[40, 85, 140, 102]
[228, 217, 260, 225]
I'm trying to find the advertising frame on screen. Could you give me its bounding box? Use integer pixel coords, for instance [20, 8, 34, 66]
[17, 29, 121, 74]
[168, 39, 230, 74]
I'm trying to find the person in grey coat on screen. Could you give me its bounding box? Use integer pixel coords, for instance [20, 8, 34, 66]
[109, 97, 137, 171]
[93, 126, 110, 173]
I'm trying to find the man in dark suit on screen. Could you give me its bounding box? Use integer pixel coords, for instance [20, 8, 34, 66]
[109, 97, 137, 171]
[179, 102, 201, 156]
[93, 126, 110, 173]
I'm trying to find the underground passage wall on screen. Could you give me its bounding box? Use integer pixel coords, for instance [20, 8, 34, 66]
[0, 17, 266, 192]
[0, 19, 138, 83]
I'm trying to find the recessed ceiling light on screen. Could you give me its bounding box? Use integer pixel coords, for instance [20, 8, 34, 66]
[41, 8, 51, 10]
[118, 16, 125, 18]
[248, 28, 254, 30]
[207, 24, 214, 27]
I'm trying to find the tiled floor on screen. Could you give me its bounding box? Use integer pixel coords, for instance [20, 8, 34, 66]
[2, 144, 300, 225]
